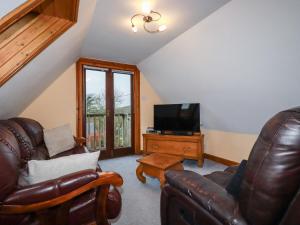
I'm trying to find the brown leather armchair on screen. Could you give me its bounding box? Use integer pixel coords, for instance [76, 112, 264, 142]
[161, 107, 300, 225]
[0, 118, 123, 225]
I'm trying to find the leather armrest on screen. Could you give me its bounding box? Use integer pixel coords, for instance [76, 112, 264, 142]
[165, 170, 248, 225]
[4, 169, 98, 205]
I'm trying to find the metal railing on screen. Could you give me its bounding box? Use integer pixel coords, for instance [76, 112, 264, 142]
[86, 113, 131, 150]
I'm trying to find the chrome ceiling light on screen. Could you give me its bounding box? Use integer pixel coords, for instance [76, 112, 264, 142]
[131, 9, 167, 33]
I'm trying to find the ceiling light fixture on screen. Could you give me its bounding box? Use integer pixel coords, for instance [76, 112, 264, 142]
[131, 10, 167, 34]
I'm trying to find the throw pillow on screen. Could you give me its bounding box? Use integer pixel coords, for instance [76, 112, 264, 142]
[44, 124, 76, 157]
[226, 160, 247, 198]
[19, 151, 100, 185]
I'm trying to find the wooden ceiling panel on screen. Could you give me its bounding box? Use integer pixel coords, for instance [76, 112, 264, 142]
[0, 0, 79, 87]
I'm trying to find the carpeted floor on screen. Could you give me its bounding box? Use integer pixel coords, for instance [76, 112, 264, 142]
[99, 155, 227, 225]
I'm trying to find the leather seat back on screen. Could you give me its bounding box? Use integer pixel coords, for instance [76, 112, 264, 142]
[239, 108, 300, 225]
[0, 124, 21, 201]
[1, 120, 33, 164]
[10, 118, 49, 160]
[11, 118, 44, 147]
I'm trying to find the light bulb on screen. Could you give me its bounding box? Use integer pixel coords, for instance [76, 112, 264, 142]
[132, 25, 138, 32]
[142, 2, 151, 14]
[158, 24, 167, 32]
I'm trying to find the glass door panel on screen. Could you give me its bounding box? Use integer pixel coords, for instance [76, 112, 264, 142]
[113, 72, 132, 149]
[85, 69, 106, 151]
[84, 67, 134, 158]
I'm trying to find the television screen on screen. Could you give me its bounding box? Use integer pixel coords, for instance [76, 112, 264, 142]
[154, 103, 200, 132]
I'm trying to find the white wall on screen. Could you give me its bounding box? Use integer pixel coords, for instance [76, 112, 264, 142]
[139, 0, 300, 135]
[20, 64, 77, 133]
[140, 73, 164, 148]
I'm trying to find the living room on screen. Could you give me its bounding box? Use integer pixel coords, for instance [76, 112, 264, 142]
[0, 0, 299, 225]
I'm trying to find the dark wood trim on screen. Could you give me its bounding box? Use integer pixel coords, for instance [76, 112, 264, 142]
[78, 58, 139, 71]
[133, 68, 141, 154]
[203, 153, 239, 166]
[0, 172, 123, 214]
[76, 58, 141, 155]
[106, 69, 114, 158]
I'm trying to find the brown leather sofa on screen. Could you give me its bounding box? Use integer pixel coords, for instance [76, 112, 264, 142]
[0, 118, 123, 225]
[161, 107, 300, 225]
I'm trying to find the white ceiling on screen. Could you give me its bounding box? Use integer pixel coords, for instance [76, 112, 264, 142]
[81, 0, 230, 64]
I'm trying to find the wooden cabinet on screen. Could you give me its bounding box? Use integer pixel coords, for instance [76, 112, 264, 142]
[143, 133, 204, 167]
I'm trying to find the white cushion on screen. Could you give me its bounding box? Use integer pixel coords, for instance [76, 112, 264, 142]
[44, 124, 76, 157]
[22, 151, 100, 185]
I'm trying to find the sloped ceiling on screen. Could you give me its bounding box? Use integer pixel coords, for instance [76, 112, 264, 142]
[139, 0, 300, 134]
[0, 0, 96, 119]
[81, 0, 230, 64]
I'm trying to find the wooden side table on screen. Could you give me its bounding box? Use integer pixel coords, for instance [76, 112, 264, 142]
[136, 153, 184, 188]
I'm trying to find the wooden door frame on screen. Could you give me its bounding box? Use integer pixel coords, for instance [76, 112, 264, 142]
[76, 58, 141, 154]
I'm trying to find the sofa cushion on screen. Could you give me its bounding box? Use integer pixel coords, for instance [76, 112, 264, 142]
[21, 151, 100, 185]
[43, 124, 76, 157]
[11, 118, 44, 147]
[1, 120, 33, 163]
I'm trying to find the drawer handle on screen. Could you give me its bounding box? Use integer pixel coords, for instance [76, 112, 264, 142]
[183, 147, 192, 151]
[152, 144, 159, 149]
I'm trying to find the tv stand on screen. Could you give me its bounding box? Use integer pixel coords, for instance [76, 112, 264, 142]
[143, 133, 204, 167]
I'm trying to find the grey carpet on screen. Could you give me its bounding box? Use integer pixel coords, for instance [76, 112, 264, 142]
[99, 155, 227, 225]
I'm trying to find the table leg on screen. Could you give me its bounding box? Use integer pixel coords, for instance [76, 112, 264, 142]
[136, 164, 146, 183]
[198, 158, 204, 167]
[159, 172, 166, 189]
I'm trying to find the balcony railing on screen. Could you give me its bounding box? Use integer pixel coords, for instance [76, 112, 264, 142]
[86, 113, 131, 150]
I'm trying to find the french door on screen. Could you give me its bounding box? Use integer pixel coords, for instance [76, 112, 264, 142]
[77, 59, 141, 159]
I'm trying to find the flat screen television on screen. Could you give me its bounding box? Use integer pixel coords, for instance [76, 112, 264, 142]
[154, 103, 200, 133]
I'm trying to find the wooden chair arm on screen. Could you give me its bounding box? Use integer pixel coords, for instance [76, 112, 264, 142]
[0, 172, 123, 214]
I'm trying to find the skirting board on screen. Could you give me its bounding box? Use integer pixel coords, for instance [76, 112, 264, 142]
[203, 153, 239, 166]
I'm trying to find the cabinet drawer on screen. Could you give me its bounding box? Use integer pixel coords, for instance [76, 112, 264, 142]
[146, 140, 198, 157]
